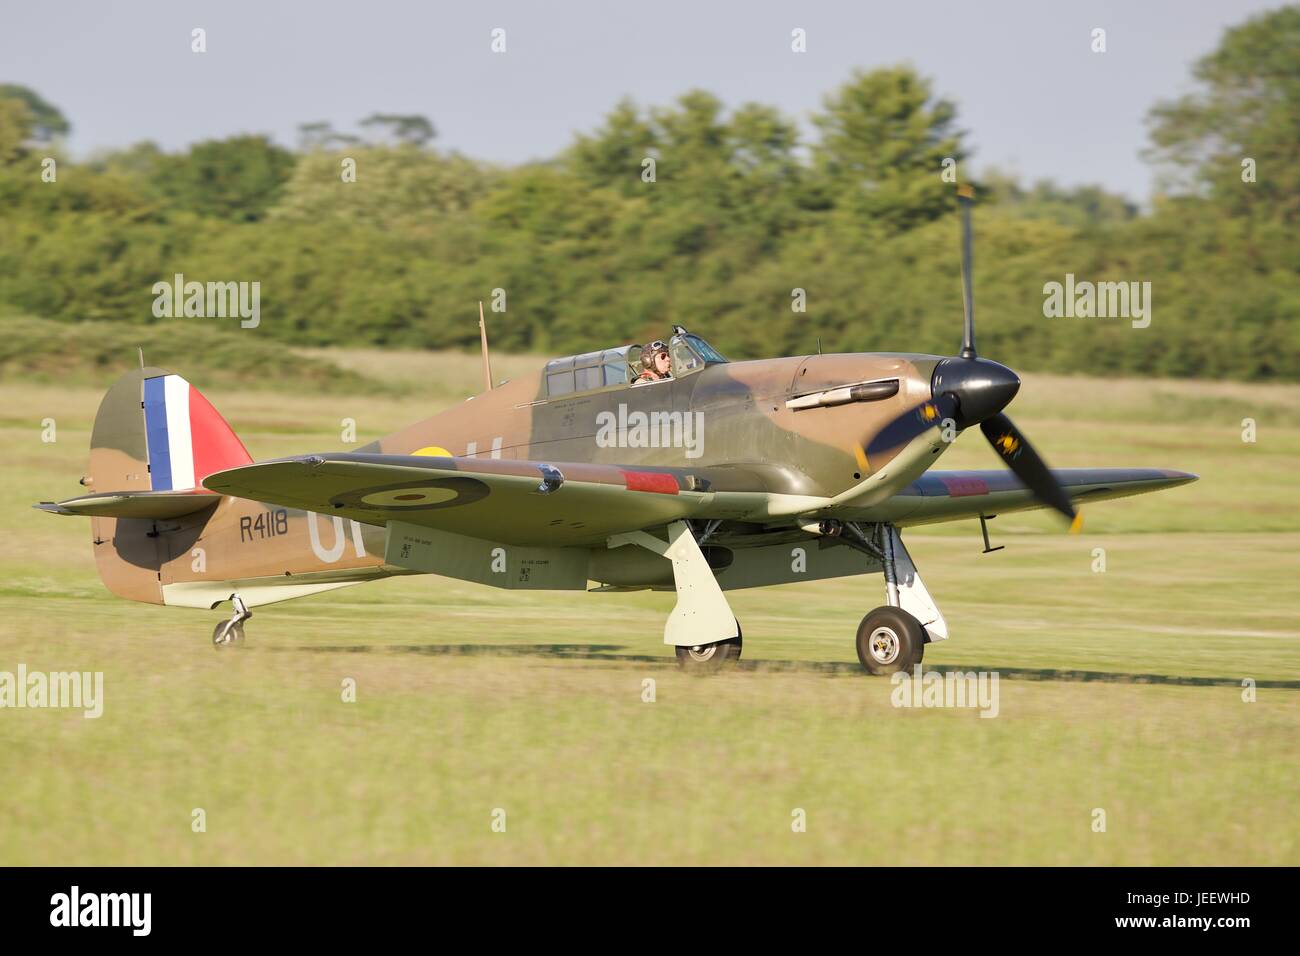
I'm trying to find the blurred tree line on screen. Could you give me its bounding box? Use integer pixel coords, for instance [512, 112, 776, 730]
[0, 7, 1296, 379]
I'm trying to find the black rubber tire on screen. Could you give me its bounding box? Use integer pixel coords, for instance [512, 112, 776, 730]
[675, 621, 742, 673]
[211, 621, 245, 648]
[855, 606, 923, 676]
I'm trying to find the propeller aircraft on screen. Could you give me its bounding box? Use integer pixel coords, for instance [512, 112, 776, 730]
[37, 187, 1196, 673]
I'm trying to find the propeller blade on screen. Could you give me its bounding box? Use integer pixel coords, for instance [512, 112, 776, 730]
[861, 392, 960, 465]
[979, 412, 1080, 527]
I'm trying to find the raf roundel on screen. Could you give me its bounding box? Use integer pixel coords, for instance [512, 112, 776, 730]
[329, 477, 491, 512]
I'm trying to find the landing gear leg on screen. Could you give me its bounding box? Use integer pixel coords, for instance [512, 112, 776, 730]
[845, 523, 946, 675]
[608, 520, 741, 672]
[212, 593, 252, 648]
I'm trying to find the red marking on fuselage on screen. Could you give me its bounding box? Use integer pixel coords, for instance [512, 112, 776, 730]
[621, 471, 679, 495]
[938, 475, 989, 498]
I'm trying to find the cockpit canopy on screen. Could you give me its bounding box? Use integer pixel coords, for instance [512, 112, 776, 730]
[672, 333, 728, 371]
[543, 331, 727, 398]
[544, 347, 633, 397]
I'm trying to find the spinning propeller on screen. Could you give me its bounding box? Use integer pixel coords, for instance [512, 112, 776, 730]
[862, 184, 1081, 530]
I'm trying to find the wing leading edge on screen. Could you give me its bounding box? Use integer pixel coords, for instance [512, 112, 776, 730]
[205, 454, 1196, 544]
[872, 468, 1197, 526]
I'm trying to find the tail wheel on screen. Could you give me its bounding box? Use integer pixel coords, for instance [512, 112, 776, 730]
[211, 621, 245, 648]
[855, 606, 923, 676]
[675, 621, 742, 673]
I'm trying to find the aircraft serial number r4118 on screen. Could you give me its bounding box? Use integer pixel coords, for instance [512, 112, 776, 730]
[240, 508, 288, 542]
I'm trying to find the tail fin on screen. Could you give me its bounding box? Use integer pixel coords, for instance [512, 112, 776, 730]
[86, 366, 251, 493]
[139, 371, 252, 490]
[47, 367, 252, 605]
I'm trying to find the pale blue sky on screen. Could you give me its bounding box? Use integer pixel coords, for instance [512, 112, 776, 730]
[0, 0, 1285, 201]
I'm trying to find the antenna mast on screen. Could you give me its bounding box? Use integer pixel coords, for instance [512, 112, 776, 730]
[478, 301, 494, 391]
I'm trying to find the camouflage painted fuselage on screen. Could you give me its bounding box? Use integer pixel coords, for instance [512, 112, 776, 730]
[71, 351, 1192, 611]
[83, 353, 944, 608]
[365, 352, 941, 496]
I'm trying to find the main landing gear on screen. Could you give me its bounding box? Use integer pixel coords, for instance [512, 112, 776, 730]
[835, 522, 947, 676]
[674, 620, 743, 672]
[211, 593, 252, 648]
[606, 520, 946, 676]
[608, 520, 743, 674]
[856, 605, 924, 675]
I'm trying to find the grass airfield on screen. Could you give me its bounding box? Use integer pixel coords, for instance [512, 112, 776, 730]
[1, 351, 1298, 865]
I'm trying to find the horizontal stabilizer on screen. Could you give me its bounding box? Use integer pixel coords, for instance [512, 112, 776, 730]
[35, 490, 221, 519]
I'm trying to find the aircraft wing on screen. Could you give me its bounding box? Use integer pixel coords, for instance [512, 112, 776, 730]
[203, 452, 719, 546]
[872, 468, 1197, 526]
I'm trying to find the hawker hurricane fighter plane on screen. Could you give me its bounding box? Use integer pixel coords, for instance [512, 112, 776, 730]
[38, 190, 1195, 673]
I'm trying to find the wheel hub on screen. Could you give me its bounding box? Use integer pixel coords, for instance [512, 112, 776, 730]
[869, 626, 900, 664]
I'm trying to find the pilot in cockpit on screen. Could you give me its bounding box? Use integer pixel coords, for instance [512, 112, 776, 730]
[635, 340, 673, 384]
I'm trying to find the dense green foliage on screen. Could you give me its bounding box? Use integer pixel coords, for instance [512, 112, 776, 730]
[0, 316, 382, 394]
[1, 8, 1296, 379]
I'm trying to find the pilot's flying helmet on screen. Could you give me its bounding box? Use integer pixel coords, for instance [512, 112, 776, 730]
[645, 340, 669, 361]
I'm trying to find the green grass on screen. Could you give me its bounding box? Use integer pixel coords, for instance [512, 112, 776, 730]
[1, 355, 1297, 865]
